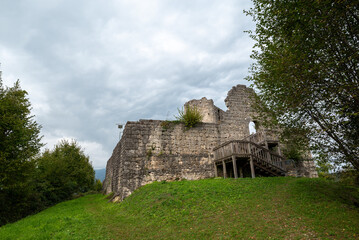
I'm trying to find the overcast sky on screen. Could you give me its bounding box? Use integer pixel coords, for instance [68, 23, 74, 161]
[0, 0, 255, 169]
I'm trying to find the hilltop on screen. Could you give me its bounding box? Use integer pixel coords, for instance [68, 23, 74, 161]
[0, 177, 358, 239]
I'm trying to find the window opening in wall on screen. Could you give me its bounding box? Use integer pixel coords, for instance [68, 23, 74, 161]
[249, 121, 256, 135]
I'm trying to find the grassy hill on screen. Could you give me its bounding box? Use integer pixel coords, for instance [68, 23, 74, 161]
[0, 177, 358, 239]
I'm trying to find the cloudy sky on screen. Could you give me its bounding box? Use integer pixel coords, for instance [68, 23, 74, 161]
[0, 0, 255, 169]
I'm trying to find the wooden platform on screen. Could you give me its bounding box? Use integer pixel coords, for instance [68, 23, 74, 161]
[213, 139, 286, 178]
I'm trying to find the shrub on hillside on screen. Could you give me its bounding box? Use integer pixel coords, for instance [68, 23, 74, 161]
[36, 140, 95, 204]
[95, 179, 103, 192]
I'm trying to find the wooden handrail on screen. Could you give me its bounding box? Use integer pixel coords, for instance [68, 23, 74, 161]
[241, 130, 280, 144]
[242, 131, 266, 144]
[214, 140, 283, 158]
[213, 140, 286, 171]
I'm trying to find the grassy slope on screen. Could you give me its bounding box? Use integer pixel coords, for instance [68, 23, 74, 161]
[1, 177, 359, 240]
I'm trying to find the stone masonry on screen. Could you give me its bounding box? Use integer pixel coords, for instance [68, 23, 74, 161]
[103, 85, 317, 201]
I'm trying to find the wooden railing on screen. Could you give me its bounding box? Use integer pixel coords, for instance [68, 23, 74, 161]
[213, 140, 285, 171]
[242, 132, 265, 144]
[250, 143, 284, 169]
[242, 130, 279, 144]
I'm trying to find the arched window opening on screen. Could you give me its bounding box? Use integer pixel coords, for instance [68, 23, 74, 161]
[249, 121, 256, 135]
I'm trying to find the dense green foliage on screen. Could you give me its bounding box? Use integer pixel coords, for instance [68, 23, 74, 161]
[0, 80, 43, 225]
[0, 177, 358, 239]
[36, 140, 95, 204]
[0, 77, 96, 225]
[95, 179, 103, 192]
[175, 105, 203, 129]
[245, 0, 359, 171]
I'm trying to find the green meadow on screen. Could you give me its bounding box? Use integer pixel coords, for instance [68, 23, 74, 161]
[1, 177, 358, 239]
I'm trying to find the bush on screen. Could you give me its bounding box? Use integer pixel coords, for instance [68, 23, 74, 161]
[336, 168, 359, 187]
[95, 179, 103, 192]
[175, 105, 203, 129]
[36, 140, 95, 204]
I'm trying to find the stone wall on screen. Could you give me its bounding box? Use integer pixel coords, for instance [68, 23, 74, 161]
[103, 120, 222, 200]
[185, 97, 222, 124]
[220, 85, 257, 141]
[103, 84, 318, 201]
[186, 85, 257, 142]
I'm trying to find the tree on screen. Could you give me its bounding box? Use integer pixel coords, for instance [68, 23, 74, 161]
[0, 78, 43, 225]
[36, 140, 95, 203]
[245, 0, 359, 170]
[95, 179, 103, 192]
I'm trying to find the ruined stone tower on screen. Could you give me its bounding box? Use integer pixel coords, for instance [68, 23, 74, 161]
[103, 85, 317, 201]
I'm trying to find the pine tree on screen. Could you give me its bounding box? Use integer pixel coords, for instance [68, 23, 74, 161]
[0, 77, 43, 225]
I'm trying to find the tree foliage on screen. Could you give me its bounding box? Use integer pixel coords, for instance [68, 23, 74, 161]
[36, 140, 95, 203]
[95, 179, 103, 192]
[0, 76, 96, 225]
[0, 79, 43, 225]
[246, 0, 359, 170]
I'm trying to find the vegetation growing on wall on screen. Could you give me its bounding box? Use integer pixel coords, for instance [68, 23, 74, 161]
[175, 105, 203, 129]
[160, 120, 180, 131]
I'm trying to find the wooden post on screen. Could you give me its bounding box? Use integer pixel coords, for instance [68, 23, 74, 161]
[263, 131, 268, 148]
[239, 167, 243, 178]
[267, 150, 271, 163]
[232, 156, 238, 179]
[214, 163, 218, 177]
[222, 160, 227, 178]
[277, 143, 282, 156]
[250, 156, 255, 178]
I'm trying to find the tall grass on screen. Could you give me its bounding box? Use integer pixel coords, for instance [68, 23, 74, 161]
[175, 105, 203, 129]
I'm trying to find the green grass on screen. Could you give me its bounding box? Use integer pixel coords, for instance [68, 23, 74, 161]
[1, 177, 359, 239]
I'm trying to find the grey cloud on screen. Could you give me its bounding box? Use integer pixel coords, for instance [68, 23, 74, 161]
[0, 0, 255, 169]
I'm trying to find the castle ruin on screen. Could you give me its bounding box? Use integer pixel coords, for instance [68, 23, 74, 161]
[103, 85, 317, 201]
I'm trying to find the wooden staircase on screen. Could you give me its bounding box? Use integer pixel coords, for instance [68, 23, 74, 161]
[213, 132, 287, 178]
